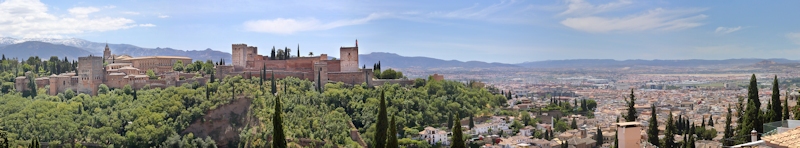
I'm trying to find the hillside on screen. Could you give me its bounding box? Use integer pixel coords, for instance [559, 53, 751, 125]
[516, 59, 800, 68]
[0, 41, 91, 59]
[359, 52, 518, 69]
[0, 37, 232, 62]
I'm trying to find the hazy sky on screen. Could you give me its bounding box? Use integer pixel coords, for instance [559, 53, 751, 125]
[1, 0, 800, 63]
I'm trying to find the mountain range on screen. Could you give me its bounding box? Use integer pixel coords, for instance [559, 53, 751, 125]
[0, 37, 231, 62]
[359, 52, 518, 69]
[0, 37, 797, 69]
[515, 59, 800, 68]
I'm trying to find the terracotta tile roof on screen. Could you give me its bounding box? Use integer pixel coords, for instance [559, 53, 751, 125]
[763, 126, 800, 147]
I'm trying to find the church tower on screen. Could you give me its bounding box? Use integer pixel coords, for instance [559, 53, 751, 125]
[103, 43, 111, 64]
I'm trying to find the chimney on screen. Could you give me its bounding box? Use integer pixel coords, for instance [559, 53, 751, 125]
[750, 129, 757, 142]
[580, 124, 587, 138]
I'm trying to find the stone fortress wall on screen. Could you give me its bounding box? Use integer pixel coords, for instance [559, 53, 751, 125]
[17, 40, 413, 96]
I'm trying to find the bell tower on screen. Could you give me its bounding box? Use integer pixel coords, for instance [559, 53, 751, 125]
[103, 43, 111, 64]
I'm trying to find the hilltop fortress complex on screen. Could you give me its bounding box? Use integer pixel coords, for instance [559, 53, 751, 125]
[16, 40, 412, 96]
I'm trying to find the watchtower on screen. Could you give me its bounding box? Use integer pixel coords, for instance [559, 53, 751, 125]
[339, 40, 359, 72]
[77, 55, 104, 95]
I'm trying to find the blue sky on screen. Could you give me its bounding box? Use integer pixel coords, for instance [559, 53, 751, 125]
[2, 0, 800, 63]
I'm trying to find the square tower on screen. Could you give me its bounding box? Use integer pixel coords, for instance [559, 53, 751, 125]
[231, 44, 249, 68]
[77, 55, 104, 95]
[339, 40, 359, 72]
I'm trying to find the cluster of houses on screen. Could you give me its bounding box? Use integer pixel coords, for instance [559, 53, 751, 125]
[413, 114, 640, 148]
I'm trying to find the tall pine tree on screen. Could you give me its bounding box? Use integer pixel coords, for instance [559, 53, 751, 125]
[386, 115, 399, 148]
[708, 114, 714, 127]
[469, 115, 475, 129]
[663, 111, 675, 148]
[272, 95, 286, 148]
[595, 126, 604, 148]
[739, 74, 762, 142]
[647, 104, 659, 146]
[771, 75, 782, 122]
[374, 90, 388, 148]
[450, 115, 465, 148]
[784, 91, 790, 120]
[624, 89, 638, 122]
[723, 104, 734, 146]
[271, 72, 277, 95]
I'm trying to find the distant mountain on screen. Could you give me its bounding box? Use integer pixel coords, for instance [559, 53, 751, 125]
[359, 52, 518, 69]
[516, 59, 800, 68]
[0, 37, 231, 62]
[0, 41, 92, 60]
[107, 46, 231, 62]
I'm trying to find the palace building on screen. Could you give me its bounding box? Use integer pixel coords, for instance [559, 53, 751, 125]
[17, 40, 411, 96]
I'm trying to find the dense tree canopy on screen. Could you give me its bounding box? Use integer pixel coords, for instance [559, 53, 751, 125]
[0, 56, 507, 147]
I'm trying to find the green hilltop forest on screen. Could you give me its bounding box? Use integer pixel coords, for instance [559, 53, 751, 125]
[0, 56, 508, 147]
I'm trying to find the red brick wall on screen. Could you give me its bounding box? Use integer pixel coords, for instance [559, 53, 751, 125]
[324, 60, 341, 72]
[328, 71, 369, 85]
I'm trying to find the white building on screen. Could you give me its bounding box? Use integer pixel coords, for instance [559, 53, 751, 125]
[419, 127, 450, 145]
[471, 120, 511, 135]
[519, 126, 534, 136]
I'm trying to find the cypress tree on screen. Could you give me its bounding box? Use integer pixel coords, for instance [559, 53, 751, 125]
[771, 75, 782, 122]
[701, 118, 706, 128]
[451, 115, 465, 148]
[688, 123, 696, 148]
[260, 65, 265, 86]
[624, 89, 638, 122]
[271, 72, 277, 95]
[739, 74, 762, 142]
[468, 115, 475, 129]
[708, 114, 714, 127]
[735, 96, 745, 135]
[272, 95, 286, 148]
[570, 118, 577, 129]
[723, 104, 734, 146]
[647, 104, 659, 146]
[595, 126, 603, 148]
[447, 115, 454, 131]
[796, 97, 800, 120]
[374, 90, 388, 148]
[663, 111, 675, 148]
[271, 46, 276, 60]
[297, 44, 300, 58]
[386, 115, 399, 148]
[210, 73, 215, 83]
[784, 91, 790, 120]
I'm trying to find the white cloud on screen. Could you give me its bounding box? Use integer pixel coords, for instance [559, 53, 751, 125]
[122, 11, 140, 15]
[158, 14, 169, 18]
[715, 26, 742, 34]
[138, 24, 156, 27]
[788, 32, 800, 45]
[560, 8, 707, 33]
[243, 13, 387, 34]
[559, 0, 632, 16]
[68, 6, 100, 18]
[0, 0, 142, 38]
